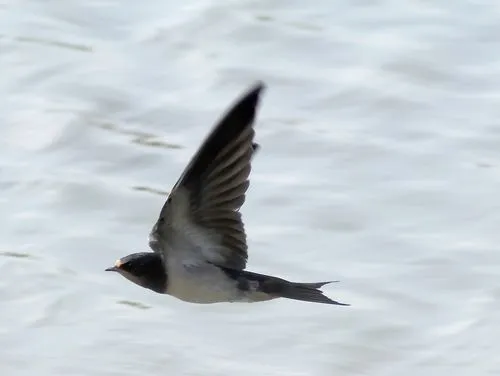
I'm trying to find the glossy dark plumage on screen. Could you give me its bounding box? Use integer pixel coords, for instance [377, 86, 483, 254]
[106, 83, 349, 306]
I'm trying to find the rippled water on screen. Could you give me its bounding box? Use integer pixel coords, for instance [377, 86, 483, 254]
[1, 1, 500, 375]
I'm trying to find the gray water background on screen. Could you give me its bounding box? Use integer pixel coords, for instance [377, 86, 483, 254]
[1, 1, 500, 375]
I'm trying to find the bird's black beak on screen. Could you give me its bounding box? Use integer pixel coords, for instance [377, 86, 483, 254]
[105, 266, 118, 272]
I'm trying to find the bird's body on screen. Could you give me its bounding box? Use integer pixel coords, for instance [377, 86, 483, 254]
[106, 83, 348, 306]
[166, 258, 242, 304]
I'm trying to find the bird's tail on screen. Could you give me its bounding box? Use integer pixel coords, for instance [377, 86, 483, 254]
[277, 280, 349, 306]
[223, 268, 349, 306]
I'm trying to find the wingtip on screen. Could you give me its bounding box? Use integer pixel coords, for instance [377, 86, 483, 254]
[221, 81, 265, 120]
[250, 80, 266, 93]
[243, 81, 266, 102]
[219, 81, 265, 128]
[251, 142, 260, 154]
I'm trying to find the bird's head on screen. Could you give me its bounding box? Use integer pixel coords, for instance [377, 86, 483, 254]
[105, 252, 167, 293]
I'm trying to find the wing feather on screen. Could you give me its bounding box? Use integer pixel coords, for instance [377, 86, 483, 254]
[148, 83, 265, 270]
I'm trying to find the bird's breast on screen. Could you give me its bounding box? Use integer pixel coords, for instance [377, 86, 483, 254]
[165, 261, 240, 304]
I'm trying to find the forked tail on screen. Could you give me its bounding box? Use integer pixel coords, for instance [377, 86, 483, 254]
[278, 281, 349, 306]
[220, 268, 350, 306]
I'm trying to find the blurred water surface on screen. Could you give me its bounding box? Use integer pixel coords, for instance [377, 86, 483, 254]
[1, 1, 500, 375]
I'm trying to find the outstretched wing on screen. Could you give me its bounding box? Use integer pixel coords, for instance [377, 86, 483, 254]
[148, 83, 265, 270]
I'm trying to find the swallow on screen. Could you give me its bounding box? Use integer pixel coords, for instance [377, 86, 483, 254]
[106, 82, 349, 306]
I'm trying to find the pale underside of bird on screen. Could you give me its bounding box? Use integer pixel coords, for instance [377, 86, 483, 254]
[106, 82, 349, 306]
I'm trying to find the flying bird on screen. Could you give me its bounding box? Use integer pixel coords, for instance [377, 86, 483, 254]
[106, 83, 348, 306]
